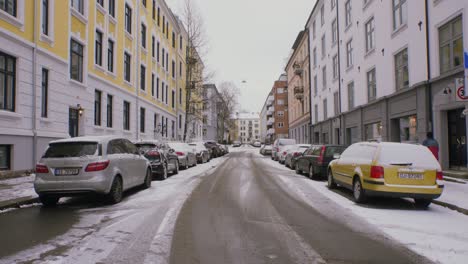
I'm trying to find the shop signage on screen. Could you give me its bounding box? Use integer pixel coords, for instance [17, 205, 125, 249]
[455, 78, 468, 102]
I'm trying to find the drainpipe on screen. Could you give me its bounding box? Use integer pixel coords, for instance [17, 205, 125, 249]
[32, 0, 38, 169]
[307, 29, 313, 144]
[135, 2, 141, 141]
[335, 1, 343, 144]
[424, 0, 434, 134]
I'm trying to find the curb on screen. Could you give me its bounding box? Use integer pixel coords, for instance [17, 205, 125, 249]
[433, 200, 468, 216]
[0, 197, 40, 211]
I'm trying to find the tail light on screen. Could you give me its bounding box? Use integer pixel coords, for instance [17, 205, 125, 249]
[293, 152, 301, 157]
[317, 146, 326, 165]
[147, 151, 160, 156]
[176, 151, 185, 156]
[436, 171, 444, 180]
[36, 164, 49, 173]
[283, 151, 287, 155]
[85, 160, 110, 172]
[370, 166, 384, 179]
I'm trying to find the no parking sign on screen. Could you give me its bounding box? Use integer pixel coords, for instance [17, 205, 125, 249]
[455, 78, 467, 101]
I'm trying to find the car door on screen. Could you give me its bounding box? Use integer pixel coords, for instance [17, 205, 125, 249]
[127, 139, 147, 185]
[120, 139, 142, 187]
[299, 147, 313, 171]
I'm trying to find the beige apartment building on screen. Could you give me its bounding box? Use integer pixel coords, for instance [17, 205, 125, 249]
[286, 30, 311, 144]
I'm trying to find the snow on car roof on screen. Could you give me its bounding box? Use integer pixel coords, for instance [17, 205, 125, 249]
[50, 135, 121, 144]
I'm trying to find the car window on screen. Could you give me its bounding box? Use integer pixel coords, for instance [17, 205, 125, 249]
[312, 146, 322, 156]
[122, 139, 138, 154]
[359, 145, 378, 160]
[378, 144, 440, 167]
[341, 144, 357, 158]
[324, 146, 345, 157]
[43, 142, 98, 158]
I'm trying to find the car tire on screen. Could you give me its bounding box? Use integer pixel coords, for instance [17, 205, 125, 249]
[353, 178, 367, 204]
[39, 195, 59, 207]
[327, 170, 337, 189]
[295, 163, 302, 175]
[309, 166, 315, 180]
[173, 161, 179, 175]
[107, 176, 123, 204]
[160, 164, 168, 180]
[414, 199, 432, 209]
[185, 159, 189, 170]
[143, 169, 152, 189]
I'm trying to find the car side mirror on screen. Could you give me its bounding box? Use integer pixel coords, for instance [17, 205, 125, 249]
[333, 153, 341, 159]
[139, 150, 145, 155]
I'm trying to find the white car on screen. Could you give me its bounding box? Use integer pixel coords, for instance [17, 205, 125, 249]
[272, 138, 297, 161]
[167, 142, 197, 169]
[34, 136, 152, 206]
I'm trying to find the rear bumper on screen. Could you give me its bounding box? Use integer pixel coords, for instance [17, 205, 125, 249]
[150, 163, 165, 175]
[363, 180, 444, 199]
[34, 175, 112, 196]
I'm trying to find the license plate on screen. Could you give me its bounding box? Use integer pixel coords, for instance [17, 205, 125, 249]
[399, 173, 424, 180]
[55, 168, 80, 176]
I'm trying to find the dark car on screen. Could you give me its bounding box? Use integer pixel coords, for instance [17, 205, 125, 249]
[204, 141, 222, 158]
[135, 141, 179, 176]
[144, 150, 170, 180]
[260, 145, 272, 155]
[294, 145, 346, 179]
[233, 141, 242, 147]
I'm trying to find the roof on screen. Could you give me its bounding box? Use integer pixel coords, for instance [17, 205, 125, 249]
[50, 135, 121, 144]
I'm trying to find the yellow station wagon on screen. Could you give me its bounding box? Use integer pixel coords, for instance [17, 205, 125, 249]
[328, 142, 444, 208]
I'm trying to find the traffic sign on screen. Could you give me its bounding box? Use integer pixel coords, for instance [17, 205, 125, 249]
[455, 78, 468, 101]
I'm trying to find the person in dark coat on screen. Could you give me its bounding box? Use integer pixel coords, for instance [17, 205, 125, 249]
[422, 132, 439, 160]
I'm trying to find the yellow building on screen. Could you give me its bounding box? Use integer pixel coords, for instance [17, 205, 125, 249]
[0, 0, 188, 173]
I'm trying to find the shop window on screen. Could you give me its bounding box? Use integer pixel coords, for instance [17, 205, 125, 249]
[0, 145, 11, 171]
[364, 122, 382, 141]
[399, 115, 417, 143]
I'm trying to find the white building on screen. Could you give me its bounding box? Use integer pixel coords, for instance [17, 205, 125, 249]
[260, 94, 271, 143]
[234, 112, 260, 143]
[306, 0, 468, 171]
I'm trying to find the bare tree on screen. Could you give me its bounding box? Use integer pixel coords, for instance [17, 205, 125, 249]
[217, 82, 240, 143]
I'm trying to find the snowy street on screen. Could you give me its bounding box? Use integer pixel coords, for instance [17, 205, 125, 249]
[1, 148, 468, 263]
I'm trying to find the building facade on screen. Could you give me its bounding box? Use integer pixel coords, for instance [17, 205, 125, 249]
[202, 83, 228, 142]
[234, 112, 260, 143]
[259, 93, 270, 143]
[272, 74, 289, 140]
[265, 93, 275, 143]
[305, 0, 468, 171]
[286, 30, 311, 144]
[0, 0, 188, 173]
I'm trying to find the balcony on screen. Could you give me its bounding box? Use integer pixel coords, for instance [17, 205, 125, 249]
[293, 63, 303, 76]
[267, 117, 275, 126]
[267, 106, 275, 116]
[294, 86, 304, 100]
[267, 95, 274, 107]
[267, 128, 275, 135]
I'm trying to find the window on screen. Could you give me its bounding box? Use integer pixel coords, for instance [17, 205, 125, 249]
[141, 23, 146, 48]
[180, 36, 183, 50]
[172, 60, 175, 78]
[157, 7, 160, 26]
[109, 0, 115, 17]
[140, 107, 145, 133]
[162, 81, 164, 100]
[108, 39, 114, 72]
[156, 77, 160, 99]
[71, 0, 83, 15]
[95, 31, 103, 66]
[165, 84, 168, 104]
[334, 92, 339, 116]
[179, 114, 182, 129]
[151, 73, 155, 96]
[41, 68, 48, 118]
[70, 40, 83, 82]
[152, 36, 155, 58]
[332, 54, 338, 79]
[278, 122, 284, 128]
[157, 41, 160, 62]
[322, 66, 327, 90]
[0, 52, 16, 112]
[320, 4, 324, 26]
[395, 48, 409, 90]
[392, 0, 407, 30]
[367, 68, 376, 101]
[166, 22, 169, 38]
[345, 0, 351, 27]
[439, 16, 463, 73]
[172, 32, 176, 48]
[179, 62, 183, 77]
[277, 111, 284, 117]
[124, 52, 131, 82]
[172, 90, 175, 108]
[162, 48, 165, 66]
[123, 101, 130, 130]
[365, 17, 375, 52]
[277, 88, 284, 94]
[166, 53, 169, 71]
[107, 94, 113, 128]
[162, 16, 165, 33]
[332, 19, 337, 45]
[42, 0, 49, 35]
[140, 65, 146, 90]
[321, 35, 326, 58]
[313, 75, 317, 96]
[323, 98, 328, 119]
[330, 0, 335, 10]
[125, 4, 132, 34]
[312, 20, 316, 39]
[314, 104, 318, 123]
[152, 0, 155, 19]
[179, 88, 182, 104]
[0, 0, 16, 17]
[171, 120, 175, 138]
[348, 82, 354, 109]
[142, 0, 146, 7]
[313, 48, 317, 67]
[97, 0, 103, 7]
[95, 90, 102, 126]
[346, 39, 353, 68]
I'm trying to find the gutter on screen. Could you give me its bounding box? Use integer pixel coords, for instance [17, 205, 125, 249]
[425, 0, 433, 133]
[335, 1, 343, 144]
[307, 29, 313, 144]
[136, 2, 141, 141]
[32, 0, 38, 168]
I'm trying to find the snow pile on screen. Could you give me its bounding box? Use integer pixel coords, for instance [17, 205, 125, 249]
[0, 175, 36, 203]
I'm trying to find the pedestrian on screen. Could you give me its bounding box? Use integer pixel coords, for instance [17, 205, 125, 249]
[422, 132, 439, 161]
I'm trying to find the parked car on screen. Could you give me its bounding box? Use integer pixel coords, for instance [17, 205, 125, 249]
[295, 145, 345, 179]
[260, 145, 272, 155]
[253, 141, 262, 147]
[188, 142, 210, 163]
[205, 141, 222, 158]
[328, 142, 444, 208]
[34, 136, 152, 206]
[233, 141, 242, 147]
[272, 138, 296, 161]
[277, 145, 297, 164]
[143, 150, 169, 180]
[167, 142, 197, 169]
[220, 144, 229, 154]
[135, 141, 179, 176]
[284, 144, 311, 168]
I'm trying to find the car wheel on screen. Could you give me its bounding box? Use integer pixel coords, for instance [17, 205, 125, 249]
[414, 199, 432, 209]
[39, 195, 59, 207]
[295, 163, 302, 175]
[185, 159, 189, 169]
[107, 176, 123, 204]
[327, 170, 337, 189]
[143, 169, 152, 189]
[161, 164, 168, 180]
[309, 166, 315, 180]
[353, 178, 367, 203]
[173, 161, 179, 175]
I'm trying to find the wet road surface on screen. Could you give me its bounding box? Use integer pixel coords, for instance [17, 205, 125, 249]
[170, 150, 431, 264]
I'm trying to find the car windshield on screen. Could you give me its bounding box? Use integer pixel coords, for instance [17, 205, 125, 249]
[43, 142, 98, 158]
[379, 144, 439, 168]
[135, 143, 157, 152]
[279, 139, 296, 146]
[324, 146, 346, 158]
[144, 151, 161, 161]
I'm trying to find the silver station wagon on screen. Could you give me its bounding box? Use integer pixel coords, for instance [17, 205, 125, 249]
[34, 136, 152, 206]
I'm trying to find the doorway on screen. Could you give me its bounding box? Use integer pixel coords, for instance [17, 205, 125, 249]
[69, 108, 79, 138]
[448, 108, 467, 168]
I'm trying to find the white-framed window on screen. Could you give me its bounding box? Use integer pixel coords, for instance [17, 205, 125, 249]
[333, 92, 339, 116]
[125, 3, 132, 34]
[124, 52, 131, 82]
[141, 23, 147, 49]
[439, 16, 463, 73]
[346, 39, 353, 68]
[312, 20, 316, 39]
[320, 4, 324, 26]
[332, 54, 338, 79]
[392, 0, 407, 30]
[314, 104, 318, 123]
[367, 68, 376, 101]
[277, 88, 284, 94]
[395, 48, 409, 90]
[277, 99, 284, 105]
[140, 64, 146, 91]
[345, 0, 352, 27]
[313, 75, 317, 96]
[322, 66, 327, 90]
[348, 82, 354, 109]
[71, 0, 84, 15]
[70, 39, 84, 82]
[313, 48, 317, 67]
[323, 98, 328, 120]
[332, 18, 337, 45]
[95, 30, 103, 66]
[321, 34, 326, 58]
[365, 17, 375, 53]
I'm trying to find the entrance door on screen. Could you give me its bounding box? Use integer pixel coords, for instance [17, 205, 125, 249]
[69, 108, 79, 138]
[448, 108, 467, 168]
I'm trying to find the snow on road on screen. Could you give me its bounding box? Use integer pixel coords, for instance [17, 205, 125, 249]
[254, 149, 468, 264]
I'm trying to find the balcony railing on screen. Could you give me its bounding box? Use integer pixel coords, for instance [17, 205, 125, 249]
[267, 118, 275, 125]
[267, 128, 275, 135]
[294, 86, 304, 100]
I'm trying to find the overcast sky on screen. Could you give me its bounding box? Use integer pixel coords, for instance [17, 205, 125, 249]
[166, 0, 315, 113]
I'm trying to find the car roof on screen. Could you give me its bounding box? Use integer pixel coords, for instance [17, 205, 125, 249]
[50, 135, 122, 144]
[134, 140, 160, 145]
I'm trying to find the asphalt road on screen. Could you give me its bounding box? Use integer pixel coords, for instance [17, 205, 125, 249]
[169, 150, 432, 264]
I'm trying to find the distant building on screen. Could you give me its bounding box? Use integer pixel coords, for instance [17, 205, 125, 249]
[273, 74, 289, 141]
[234, 112, 260, 143]
[202, 84, 228, 142]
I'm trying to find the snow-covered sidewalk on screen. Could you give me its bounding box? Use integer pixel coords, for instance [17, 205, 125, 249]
[436, 178, 468, 210]
[0, 175, 37, 206]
